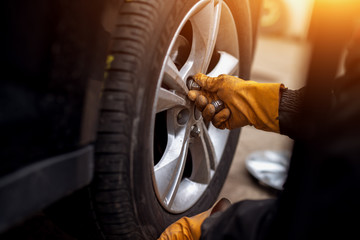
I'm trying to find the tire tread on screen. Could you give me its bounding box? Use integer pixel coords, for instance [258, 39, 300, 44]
[90, 0, 159, 239]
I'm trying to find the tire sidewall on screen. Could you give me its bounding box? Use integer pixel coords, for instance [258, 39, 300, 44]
[131, 0, 253, 237]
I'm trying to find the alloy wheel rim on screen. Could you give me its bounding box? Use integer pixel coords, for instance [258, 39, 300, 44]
[151, 0, 240, 213]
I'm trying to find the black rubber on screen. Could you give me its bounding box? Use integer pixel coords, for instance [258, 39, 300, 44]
[48, 0, 254, 239]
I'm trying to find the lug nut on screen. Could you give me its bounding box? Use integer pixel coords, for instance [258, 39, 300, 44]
[190, 125, 201, 138]
[187, 78, 201, 91]
[211, 100, 225, 113]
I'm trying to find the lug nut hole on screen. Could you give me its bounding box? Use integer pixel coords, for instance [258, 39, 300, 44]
[177, 109, 190, 125]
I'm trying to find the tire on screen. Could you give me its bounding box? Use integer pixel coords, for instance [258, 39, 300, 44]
[49, 0, 254, 239]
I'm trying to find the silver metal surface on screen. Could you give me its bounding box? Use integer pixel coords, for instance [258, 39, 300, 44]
[190, 125, 201, 138]
[187, 78, 202, 91]
[151, 0, 240, 213]
[245, 150, 291, 190]
[211, 100, 224, 113]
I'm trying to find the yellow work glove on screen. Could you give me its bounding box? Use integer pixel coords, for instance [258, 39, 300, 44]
[188, 73, 284, 132]
[158, 198, 231, 240]
[157, 210, 210, 240]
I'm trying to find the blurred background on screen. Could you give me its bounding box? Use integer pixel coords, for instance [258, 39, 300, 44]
[219, 0, 314, 202]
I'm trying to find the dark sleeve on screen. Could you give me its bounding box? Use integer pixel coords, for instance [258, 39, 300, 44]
[278, 87, 306, 139]
[277, 30, 360, 140]
[200, 199, 277, 240]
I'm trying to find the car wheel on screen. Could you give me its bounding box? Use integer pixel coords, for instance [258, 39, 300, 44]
[49, 0, 254, 239]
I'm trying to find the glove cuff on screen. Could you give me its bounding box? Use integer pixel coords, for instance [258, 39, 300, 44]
[245, 82, 284, 133]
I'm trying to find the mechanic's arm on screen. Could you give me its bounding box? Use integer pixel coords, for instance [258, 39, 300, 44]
[188, 73, 305, 139]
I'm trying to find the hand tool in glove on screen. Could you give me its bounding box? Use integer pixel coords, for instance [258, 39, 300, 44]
[188, 73, 284, 132]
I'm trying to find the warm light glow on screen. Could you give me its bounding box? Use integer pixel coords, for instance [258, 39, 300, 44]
[259, 0, 360, 39]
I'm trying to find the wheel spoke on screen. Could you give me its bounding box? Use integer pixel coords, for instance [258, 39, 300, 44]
[163, 139, 189, 207]
[205, 1, 222, 70]
[189, 123, 213, 183]
[156, 88, 186, 113]
[181, 0, 222, 76]
[163, 58, 189, 94]
[207, 51, 239, 77]
[171, 178, 207, 211]
[200, 121, 217, 169]
[154, 110, 190, 207]
[154, 138, 189, 207]
[207, 122, 230, 166]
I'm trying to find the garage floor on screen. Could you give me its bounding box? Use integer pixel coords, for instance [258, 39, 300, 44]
[218, 34, 310, 203]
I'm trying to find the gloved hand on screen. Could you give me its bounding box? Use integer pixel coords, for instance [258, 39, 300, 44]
[157, 210, 210, 240]
[188, 73, 284, 132]
[158, 198, 231, 240]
